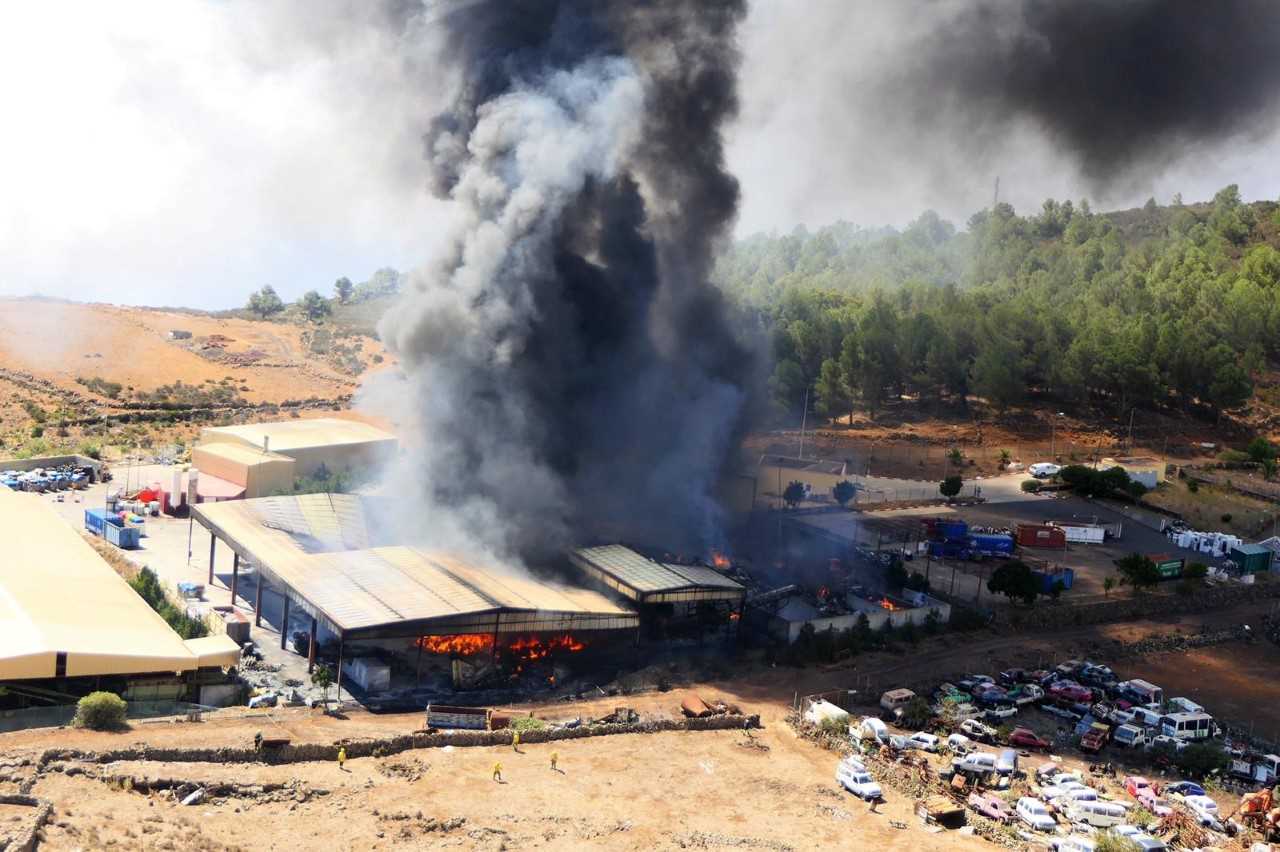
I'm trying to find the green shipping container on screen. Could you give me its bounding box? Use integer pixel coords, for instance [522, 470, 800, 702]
[1229, 544, 1274, 575]
[1155, 558, 1184, 579]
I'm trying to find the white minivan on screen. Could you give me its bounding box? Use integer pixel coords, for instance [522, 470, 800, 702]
[1067, 800, 1127, 828]
[1017, 797, 1057, 831]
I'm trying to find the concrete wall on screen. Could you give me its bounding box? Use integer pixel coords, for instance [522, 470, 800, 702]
[0, 454, 102, 474]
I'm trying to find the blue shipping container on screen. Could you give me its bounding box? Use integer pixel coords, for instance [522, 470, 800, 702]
[937, 520, 969, 541]
[970, 534, 1015, 556]
[1031, 568, 1075, 594]
[84, 508, 107, 535]
[85, 507, 141, 549]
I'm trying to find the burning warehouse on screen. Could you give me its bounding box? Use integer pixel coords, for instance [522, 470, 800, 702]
[193, 495, 639, 694]
[570, 545, 746, 639]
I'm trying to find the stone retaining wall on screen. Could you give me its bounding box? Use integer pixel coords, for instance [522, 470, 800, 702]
[0, 794, 53, 852]
[39, 714, 760, 767]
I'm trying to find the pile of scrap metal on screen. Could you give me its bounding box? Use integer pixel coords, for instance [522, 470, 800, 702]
[1153, 808, 1210, 850]
[594, 707, 639, 725]
[680, 696, 741, 718]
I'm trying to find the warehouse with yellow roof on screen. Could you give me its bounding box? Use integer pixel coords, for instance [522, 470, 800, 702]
[190, 417, 398, 501]
[0, 485, 240, 703]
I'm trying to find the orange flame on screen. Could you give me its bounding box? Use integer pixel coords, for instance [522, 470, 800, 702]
[506, 634, 586, 662]
[416, 634, 494, 655]
[711, 552, 731, 570]
[879, 597, 901, 612]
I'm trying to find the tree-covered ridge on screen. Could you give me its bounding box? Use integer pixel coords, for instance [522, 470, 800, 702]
[716, 188, 1280, 422]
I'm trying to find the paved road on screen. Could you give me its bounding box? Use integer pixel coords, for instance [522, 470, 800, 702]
[849, 469, 1038, 505]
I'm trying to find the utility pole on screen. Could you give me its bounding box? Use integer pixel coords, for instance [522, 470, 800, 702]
[1127, 408, 1137, 454]
[993, 176, 1000, 209]
[798, 387, 809, 461]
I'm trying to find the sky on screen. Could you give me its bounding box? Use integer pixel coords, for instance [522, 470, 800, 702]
[2, 0, 1279, 309]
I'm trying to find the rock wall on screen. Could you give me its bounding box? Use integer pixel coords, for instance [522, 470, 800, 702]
[0, 794, 53, 852]
[39, 714, 760, 767]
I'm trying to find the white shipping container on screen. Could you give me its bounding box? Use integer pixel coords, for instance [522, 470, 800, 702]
[1057, 524, 1105, 544]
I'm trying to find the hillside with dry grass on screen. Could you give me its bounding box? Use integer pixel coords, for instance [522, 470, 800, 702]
[0, 298, 395, 462]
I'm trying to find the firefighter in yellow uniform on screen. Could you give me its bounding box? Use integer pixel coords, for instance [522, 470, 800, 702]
[337, 746, 346, 771]
[492, 762, 503, 782]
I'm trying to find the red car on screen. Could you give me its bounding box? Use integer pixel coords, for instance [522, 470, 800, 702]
[1123, 776, 1153, 799]
[1048, 681, 1093, 703]
[1008, 727, 1052, 751]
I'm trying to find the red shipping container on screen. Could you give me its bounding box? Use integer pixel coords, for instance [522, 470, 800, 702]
[1016, 523, 1066, 549]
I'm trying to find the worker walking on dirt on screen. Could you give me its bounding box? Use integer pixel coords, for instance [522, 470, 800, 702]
[550, 752, 559, 773]
[337, 746, 347, 771]
[869, 796, 879, 814]
[512, 730, 521, 752]
[492, 762, 503, 783]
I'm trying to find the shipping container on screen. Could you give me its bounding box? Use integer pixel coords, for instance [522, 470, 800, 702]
[1054, 523, 1106, 544]
[970, 534, 1014, 557]
[1151, 555, 1185, 580]
[1229, 544, 1274, 575]
[105, 522, 141, 549]
[937, 520, 969, 541]
[1016, 524, 1067, 549]
[1031, 567, 1074, 594]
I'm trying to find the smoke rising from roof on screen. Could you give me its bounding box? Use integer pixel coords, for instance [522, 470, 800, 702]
[370, 1, 756, 564]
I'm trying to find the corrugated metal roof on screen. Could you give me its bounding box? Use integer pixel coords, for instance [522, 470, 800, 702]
[194, 496, 636, 636]
[572, 545, 745, 597]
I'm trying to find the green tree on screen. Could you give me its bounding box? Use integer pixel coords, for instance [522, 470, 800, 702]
[898, 696, 933, 730]
[311, 663, 334, 707]
[300, 290, 332, 322]
[939, 475, 963, 501]
[782, 481, 806, 508]
[987, 560, 1038, 606]
[970, 335, 1023, 410]
[1115, 553, 1160, 592]
[333, 276, 354, 304]
[832, 480, 856, 507]
[247, 285, 285, 319]
[1103, 576, 1116, 597]
[814, 358, 852, 422]
[1247, 436, 1275, 464]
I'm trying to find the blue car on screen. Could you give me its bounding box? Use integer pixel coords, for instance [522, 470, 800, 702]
[1164, 780, 1205, 799]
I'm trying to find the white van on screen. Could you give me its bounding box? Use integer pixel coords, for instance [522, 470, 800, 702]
[1067, 800, 1128, 828]
[1112, 724, 1147, 749]
[996, 749, 1019, 776]
[880, 688, 916, 714]
[953, 752, 998, 775]
[1055, 837, 1096, 852]
[1168, 697, 1204, 715]
[1130, 707, 1163, 729]
[1120, 679, 1163, 706]
[1017, 797, 1056, 832]
[1159, 712, 1214, 741]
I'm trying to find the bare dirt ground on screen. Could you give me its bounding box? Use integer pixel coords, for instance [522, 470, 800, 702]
[1132, 641, 1280, 743]
[3, 603, 1274, 850]
[0, 298, 392, 457]
[8, 688, 992, 852]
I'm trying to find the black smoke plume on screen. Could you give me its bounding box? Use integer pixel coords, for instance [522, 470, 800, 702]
[376, 1, 755, 563]
[899, 0, 1280, 185]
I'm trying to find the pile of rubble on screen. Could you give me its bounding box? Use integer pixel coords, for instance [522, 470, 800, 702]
[98, 771, 330, 808]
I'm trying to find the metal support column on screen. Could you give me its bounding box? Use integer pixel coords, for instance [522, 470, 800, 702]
[335, 639, 345, 707]
[208, 533, 216, 585]
[280, 595, 291, 650]
[230, 552, 239, 607]
[307, 617, 317, 674]
[254, 575, 263, 627]
[414, 640, 423, 687]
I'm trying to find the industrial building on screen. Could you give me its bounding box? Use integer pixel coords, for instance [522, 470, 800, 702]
[570, 545, 745, 636]
[198, 417, 398, 480]
[0, 485, 240, 709]
[193, 494, 640, 691]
